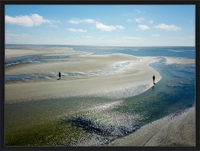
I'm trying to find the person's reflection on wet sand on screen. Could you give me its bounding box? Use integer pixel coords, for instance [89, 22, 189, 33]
[152, 85, 154, 95]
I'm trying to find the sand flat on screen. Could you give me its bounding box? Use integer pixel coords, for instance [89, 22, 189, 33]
[5, 58, 161, 104]
[5, 47, 195, 147]
[5, 53, 137, 75]
[5, 47, 74, 58]
[5, 49, 162, 104]
[165, 57, 195, 64]
[107, 107, 195, 146]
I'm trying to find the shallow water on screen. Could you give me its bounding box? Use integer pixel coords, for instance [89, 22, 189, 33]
[5, 60, 139, 83]
[5, 45, 195, 146]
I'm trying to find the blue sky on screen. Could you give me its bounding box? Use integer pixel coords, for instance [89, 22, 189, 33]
[5, 5, 195, 46]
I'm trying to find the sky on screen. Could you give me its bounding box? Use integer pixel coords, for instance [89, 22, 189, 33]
[5, 5, 195, 46]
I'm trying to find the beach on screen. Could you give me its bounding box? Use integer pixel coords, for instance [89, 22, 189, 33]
[107, 106, 195, 146]
[5, 48, 162, 104]
[5, 46, 195, 146]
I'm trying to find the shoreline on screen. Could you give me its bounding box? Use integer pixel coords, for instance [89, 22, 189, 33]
[5, 48, 162, 104]
[5, 47, 195, 146]
[106, 106, 195, 146]
[165, 57, 195, 64]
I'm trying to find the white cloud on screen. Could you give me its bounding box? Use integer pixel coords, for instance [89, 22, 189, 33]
[149, 20, 154, 24]
[68, 28, 87, 32]
[135, 9, 142, 13]
[68, 19, 80, 24]
[68, 18, 124, 32]
[68, 18, 124, 31]
[154, 23, 181, 31]
[50, 20, 61, 23]
[152, 34, 160, 36]
[6, 15, 34, 27]
[5, 14, 60, 28]
[83, 19, 96, 23]
[5, 14, 51, 27]
[127, 19, 132, 22]
[135, 17, 145, 23]
[116, 25, 124, 30]
[122, 36, 140, 40]
[96, 22, 116, 31]
[95, 22, 124, 31]
[68, 28, 77, 32]
[138, 25, 150, 30]
[77, 29, 87, 32]
[30, 14, 50, 26]
[68, 18, 95, 24]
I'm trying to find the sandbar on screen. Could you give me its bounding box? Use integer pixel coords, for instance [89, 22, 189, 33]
[165, 57, 195, 64]
[5, 48, 162, 104]
[107, 106, 195, 146]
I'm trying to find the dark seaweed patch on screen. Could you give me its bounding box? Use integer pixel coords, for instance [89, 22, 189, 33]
[61, 115, 140, 139]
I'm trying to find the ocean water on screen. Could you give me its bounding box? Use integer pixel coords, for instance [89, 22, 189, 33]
[5, 45, 195, 146]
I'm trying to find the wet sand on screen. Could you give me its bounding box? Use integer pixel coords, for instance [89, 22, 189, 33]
[5, 48, 162, 104]
[5, 47, 74, 58]
[165, 57, 195, 64]
[5, 47, 195, 146]
[107, 106, 195, 146]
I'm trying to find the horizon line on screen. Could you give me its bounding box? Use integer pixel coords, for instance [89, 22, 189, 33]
[5, 44, 195, 47]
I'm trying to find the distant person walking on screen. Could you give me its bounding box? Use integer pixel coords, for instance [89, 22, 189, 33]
[152, 75, 155, 85]
[58, 71, 61, 80]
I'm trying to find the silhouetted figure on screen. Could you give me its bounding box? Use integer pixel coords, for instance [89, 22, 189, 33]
[58, 72, 61, 80]
[152, 75, 155, 85]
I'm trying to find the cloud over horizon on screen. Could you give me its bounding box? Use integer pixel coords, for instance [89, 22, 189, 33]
[135, 17, 145, 23]
[68, 18, 96, 24]
[154, 23, 181, 31]
[5, 14, 59, 27]
[68, 18, 124, 32]
[96, 22, 124, 31]
[138, 25, 150, 30]
[68, 28, 87, 32]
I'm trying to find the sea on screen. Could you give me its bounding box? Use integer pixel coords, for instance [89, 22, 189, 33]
[5, 45, 195, 146]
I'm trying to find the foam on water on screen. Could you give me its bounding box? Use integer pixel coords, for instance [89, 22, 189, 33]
[168, 49, 182, 53]
[5, 53, 85, 68]
[5, 59, 139, 83]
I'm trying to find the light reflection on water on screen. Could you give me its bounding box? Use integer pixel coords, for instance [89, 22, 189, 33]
[5, 45, 195, 146]
[5, 56, 195, 146]
[5, 60, 138, 83]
